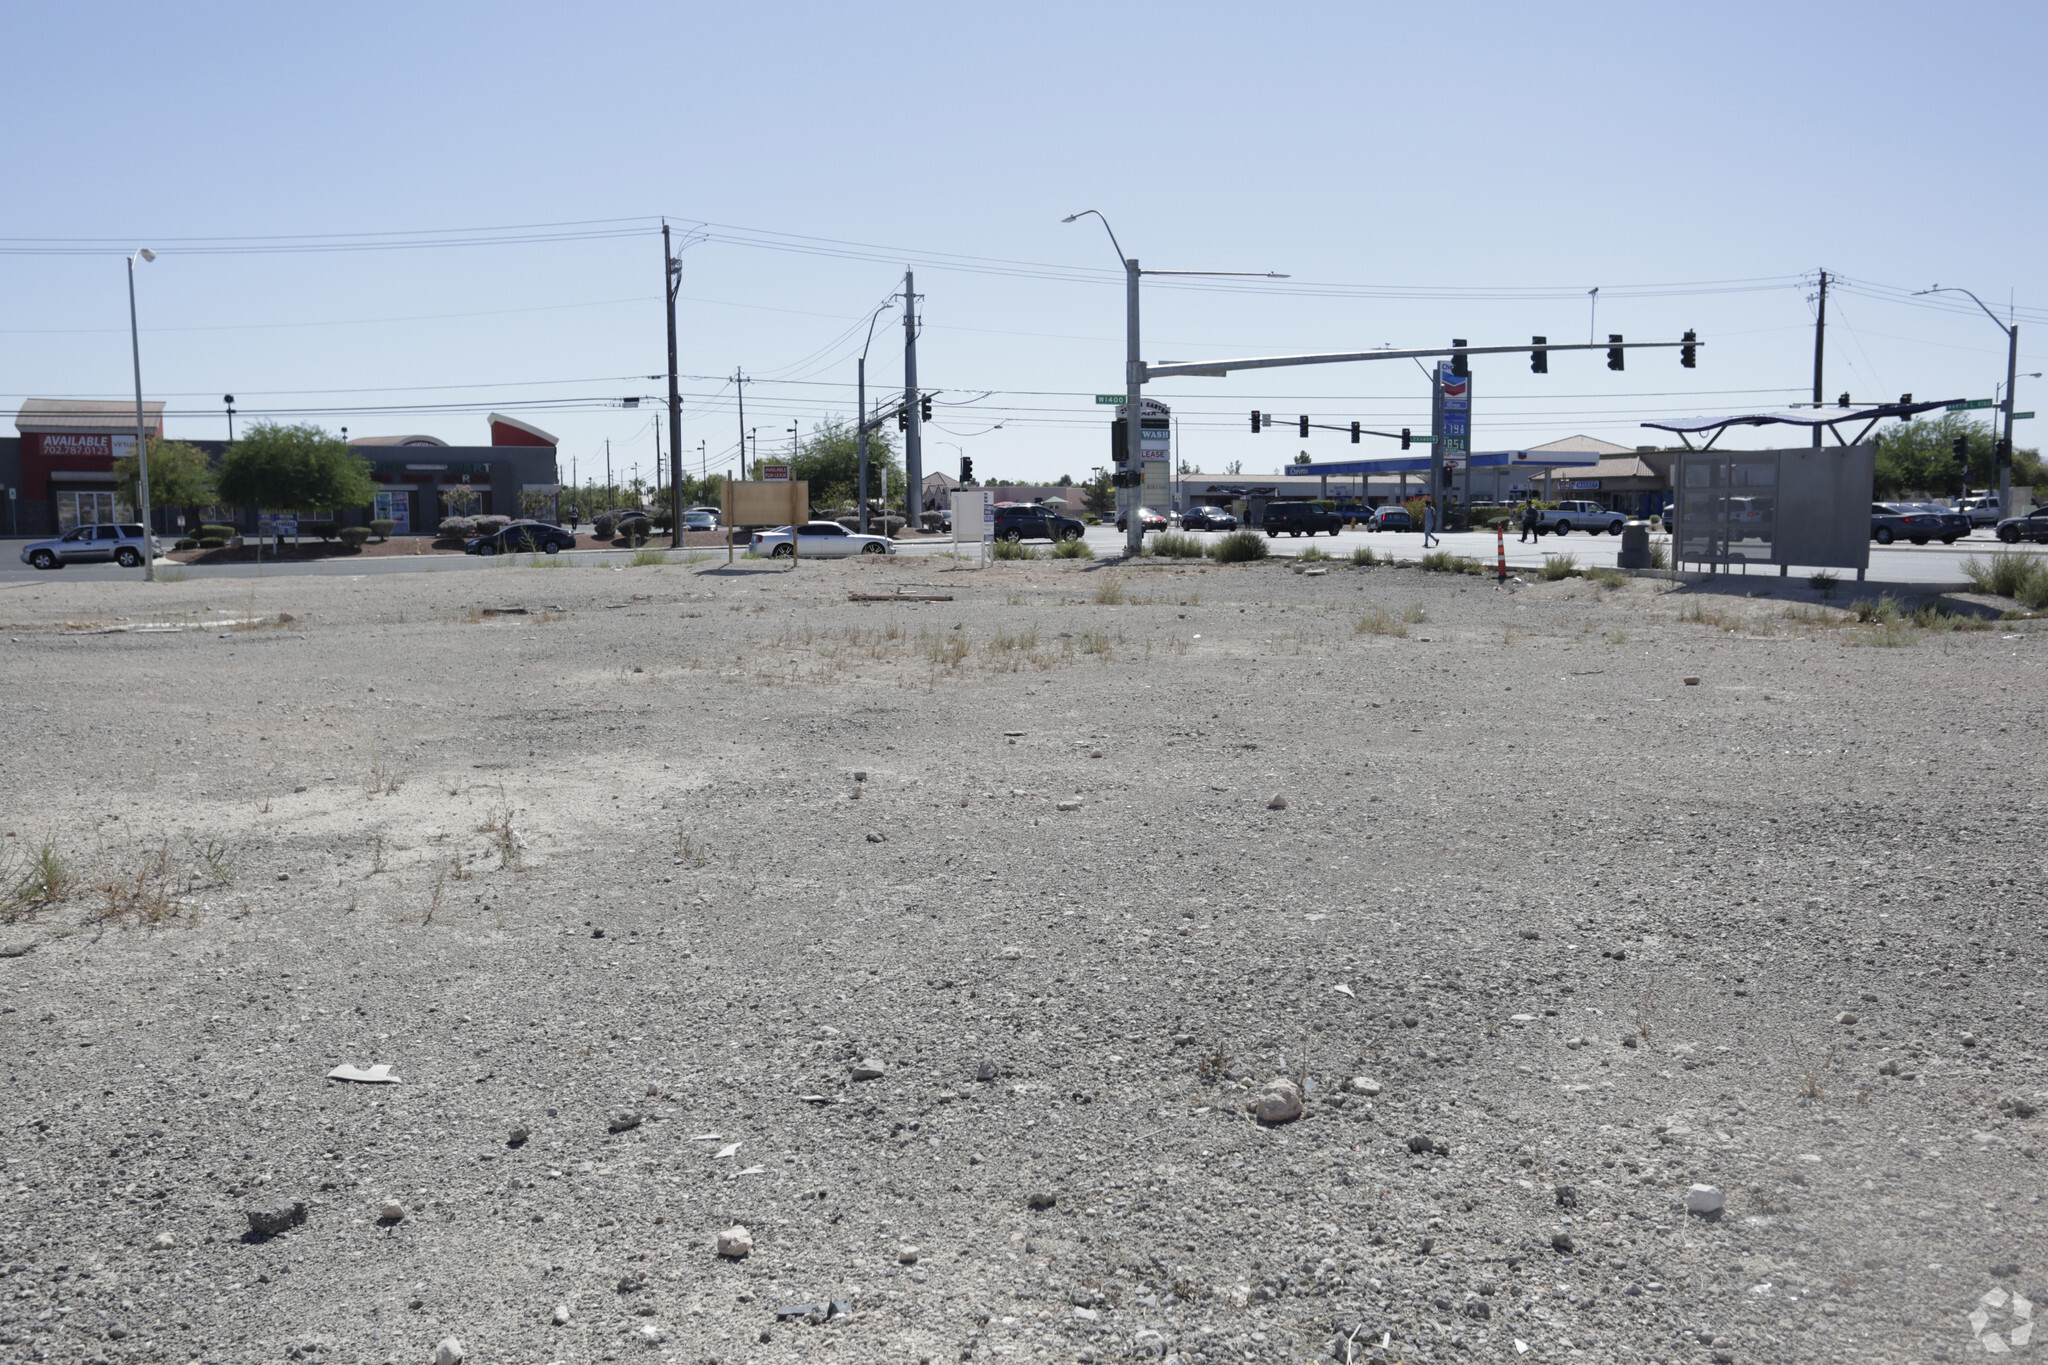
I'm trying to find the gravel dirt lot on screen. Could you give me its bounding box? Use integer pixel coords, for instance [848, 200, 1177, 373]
[1, 555, 2043, 1365]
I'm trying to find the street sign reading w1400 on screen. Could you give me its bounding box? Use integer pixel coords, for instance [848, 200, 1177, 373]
[1947, 398, 1996, 411]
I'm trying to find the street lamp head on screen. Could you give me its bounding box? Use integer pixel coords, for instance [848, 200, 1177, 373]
[136, 248, 155, 263]
[223, 394, 234, 405]
[1060, 214, 1081, 223]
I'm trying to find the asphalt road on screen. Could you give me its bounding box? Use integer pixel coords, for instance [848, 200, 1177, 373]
[2, 526, 2043, 587]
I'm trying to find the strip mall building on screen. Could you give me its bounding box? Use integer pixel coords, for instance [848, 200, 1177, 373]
[0, 400, 560, 537]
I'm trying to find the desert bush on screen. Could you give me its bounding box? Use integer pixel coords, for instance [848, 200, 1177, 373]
[1350, 545, 1382, 566]
[991, 539, 1037, 560]
[369, 518, 396, 541]
[1851, 595, 1905, 624]
[1963, 551, 2048, 608]
[1148, 531, 1206, 559]
[593, 513, 616, 540]
[630, 545, 669, 566]
[338, 525, 373, 548]
[1586, 567, 1629, 590]
[618, 516, 652, 547]
[1206, 529, 1270, 562]
[1421, 550, 1482, 574]
[174, 537, 199, 551]
[1808, 570, 1839, 594]
[1540, 552, 1581, 581]
[197, 536, 226, 549]
[1049, 536, 1094, 559]
[650, 510, 675, 531]
[1296, 545, 1330, 563]
[475, 515, 512, 536]
[439, 515, 479, 539]
[1648, 536, 1671, 569]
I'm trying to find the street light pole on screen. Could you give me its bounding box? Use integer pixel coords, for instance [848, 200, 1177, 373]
[1921, 285, 2021, 516]
[664, 223, 685, 548]
[126, 248, 157, 581]
[1061, 211, 1286, 558]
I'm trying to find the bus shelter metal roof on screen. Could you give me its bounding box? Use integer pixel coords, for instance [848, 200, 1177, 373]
[1641, 398, 1958, 450]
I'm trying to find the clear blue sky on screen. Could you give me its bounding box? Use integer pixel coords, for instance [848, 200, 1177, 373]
[5, 1, 2043, 486]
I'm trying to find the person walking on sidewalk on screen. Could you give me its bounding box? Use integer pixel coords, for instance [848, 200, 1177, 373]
[1520, 499, 1538, 543]
[1421, 499, 1440, 548]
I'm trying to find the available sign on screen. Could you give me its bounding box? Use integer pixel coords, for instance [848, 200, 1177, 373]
[760, 463, 791, 482]
[40, 433, 113, 458]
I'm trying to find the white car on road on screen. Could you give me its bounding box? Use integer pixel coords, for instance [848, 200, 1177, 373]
[20, 523, 164, 570]
[749, 521, 895, 558]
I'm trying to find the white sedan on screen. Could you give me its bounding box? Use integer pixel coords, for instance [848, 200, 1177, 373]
[750, 521, 895, 558]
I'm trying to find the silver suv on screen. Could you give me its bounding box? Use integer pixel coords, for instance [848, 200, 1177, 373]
[20, 523, 163, 570]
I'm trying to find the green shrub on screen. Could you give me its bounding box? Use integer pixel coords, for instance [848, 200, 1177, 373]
[650, 511, 675, 531]
[630, 545, 669, 566]
[1586, 567, 1629, 590]
[1539, 552, 1580, 581]
[1648, 536, 1671, 569]
[197, 536, 226, 549]
[338, 525, 373, 548]
[1206, 529, 1270, 562]
[1296, 545, 1330, 563]
[1420, 549, 1482, 574]
[439, 516, 479, 540]
[1350, 545, 1382, 566]
[369, 519, 396, 542]
[173, 537, 199, 551]
[1963, 552, 2048, 608]
[1049, 536, 1094, 559]
[593, 514, 616, 540]
[618, 516, 652, 547]
[298, 521, 340, 541]
[1147, 531, 1205, 559]
[1851, 595, 1906, 624]
[991, 539, 1037, 560]
[199, 523, 236, 541]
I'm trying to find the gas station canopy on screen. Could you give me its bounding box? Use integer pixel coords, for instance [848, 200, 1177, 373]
[1293, 448, 1599, 477]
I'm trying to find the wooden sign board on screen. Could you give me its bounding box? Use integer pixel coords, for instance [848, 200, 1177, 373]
[722, 480, 809, 565]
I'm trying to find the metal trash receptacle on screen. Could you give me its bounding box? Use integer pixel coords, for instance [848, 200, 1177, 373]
[1617, 519, 1652, 569]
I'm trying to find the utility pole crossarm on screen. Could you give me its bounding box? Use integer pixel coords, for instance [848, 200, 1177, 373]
[1144, 338, 1696, 382]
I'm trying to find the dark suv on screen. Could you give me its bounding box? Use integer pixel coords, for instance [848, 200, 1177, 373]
[1260, 501, 1344, 537]
[993, 506, 1086, 542]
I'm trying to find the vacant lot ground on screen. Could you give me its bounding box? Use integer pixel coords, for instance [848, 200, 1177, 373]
[0, 556, 2043, 1365]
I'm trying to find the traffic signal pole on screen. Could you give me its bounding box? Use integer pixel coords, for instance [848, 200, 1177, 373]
[1124, 256, 1144, 557]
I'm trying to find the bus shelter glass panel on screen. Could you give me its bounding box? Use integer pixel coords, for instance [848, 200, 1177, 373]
[1677, 457, 1727, 565]
[1726, 456, 1777, 562]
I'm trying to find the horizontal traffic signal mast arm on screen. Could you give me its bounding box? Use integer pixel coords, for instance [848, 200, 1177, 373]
[1146, 337, 1699, 381]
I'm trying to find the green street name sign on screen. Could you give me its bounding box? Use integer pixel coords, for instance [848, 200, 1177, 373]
[1946, 398, 1996, 411]
[2014, 411, 2035, 421]
[1095, 394, 1127, 404]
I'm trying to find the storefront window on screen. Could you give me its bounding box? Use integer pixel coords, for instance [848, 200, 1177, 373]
[58, 492, 125, 531]
[373, 490, 412, 534]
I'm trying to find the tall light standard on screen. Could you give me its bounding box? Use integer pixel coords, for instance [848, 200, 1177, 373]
[1919, 284, 2021, 515]
[854, 298, 895, 533]
[1060, 211, 1285, 556]
[224, 395, 235, 441]
[126, 248, 157, 580]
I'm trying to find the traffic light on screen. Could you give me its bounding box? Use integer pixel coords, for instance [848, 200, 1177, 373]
[919, 394, 932, 422]
[1451, 340, 1468, 378]
[1299, 415, 1309, 438]
[1606, 334, 1624, 371]
[1953, 434, 1970, 469]
[1997, 439, 2013, 469]
[1530, 336, 1548, 374]
[1400, 428, 1412, 450]
[960, 457, 973, 483]
[1838, 392, 1851, 408]
[1680, 330, 1698, 368]
[896, 407, 907, 431]
[1111, 417, 1129, 463]
[1251, 410, 1263, 433]
[1350, 421, 1361, 444]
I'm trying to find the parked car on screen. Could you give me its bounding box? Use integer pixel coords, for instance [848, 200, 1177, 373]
[1869, 502, 1944, 545]
[1994, 507, 2048, 544]
[750, 522, 895, 557]
[1179, 505, 1239, 531]
[1367, 506, 1416, 532]
[19, 523, 162, 570]
[1259, 501, 1344, 536]
[1958, 495, 2004, 527]
[1115, 506, 1169, 534]
[1534, 500, 1627, 536]
[998, 505, 1088, 542]
[1901, 503, 1969, 543]
[682, 510, 719, 532]
[465, 521, 576, 555]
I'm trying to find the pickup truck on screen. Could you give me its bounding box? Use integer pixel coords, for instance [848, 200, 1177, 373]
[1260, 501, 1345, 537]
[1534, 500, 1626, 536]
[1957, 496, 2004, 527]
